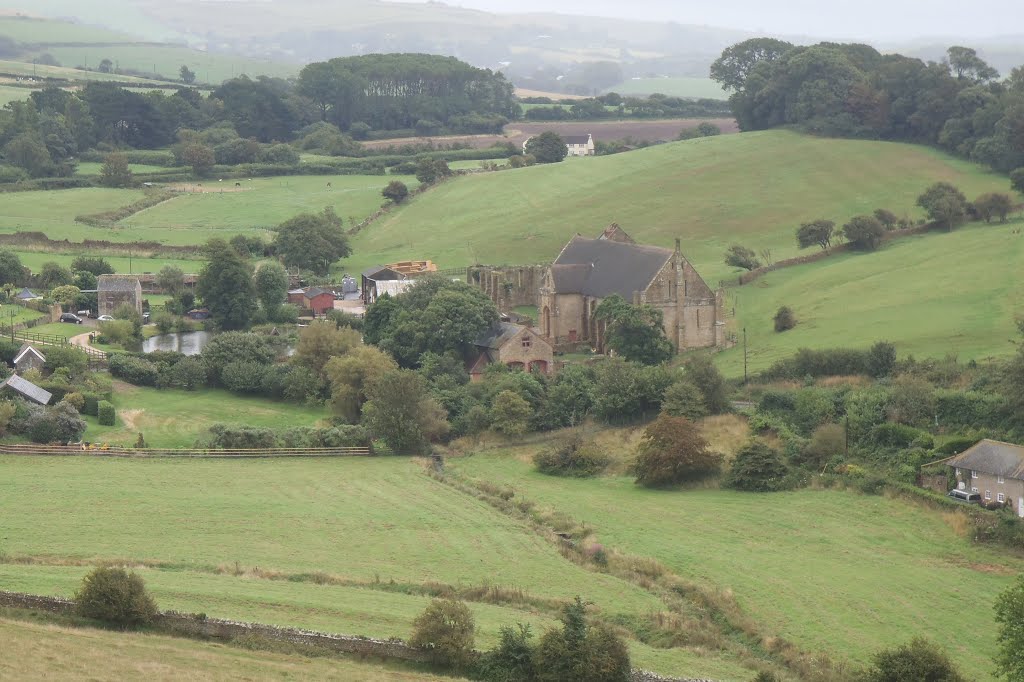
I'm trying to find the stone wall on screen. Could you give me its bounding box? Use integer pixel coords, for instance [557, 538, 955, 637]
[470, 265, 545, 310]
[0, 590, 716, 680]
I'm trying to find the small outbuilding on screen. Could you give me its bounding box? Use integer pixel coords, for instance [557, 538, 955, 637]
[15, 287, 39, 301]
[303, 288, 336, 317]
[468, 322, 554, 382]
[13, 344, 45, 373]
[0, 373, 52, 405]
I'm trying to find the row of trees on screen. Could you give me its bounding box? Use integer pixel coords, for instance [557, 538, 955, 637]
[712, 39, 1024, 175]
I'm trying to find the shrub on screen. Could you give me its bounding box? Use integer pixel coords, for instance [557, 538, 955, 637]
[863, 637, 965, 682]
[97, 400, 116, 426]
[382, 180, 409, 204]
[865, 422, 925, 450]
[800, 423, 846, 469]
[74, 566, 158, 629]
[168, 356, 208, 390]
[534, 433, 610, 478]
[477, 623, 537, 682]
[773, 306, 796, 332]
[62, 392, 85, 411]
[534, 597, 630, 682]
[867, 341, 897, 378]
[724, 244, 761, 271]
[82, 392, 100, 416]
[44, 346, 89, 377]
[109, 354, 159, 386]
[661, 377, 707, 420]
[634, 414, 722, 487]
[221, 360, 268, 394]
[410, 598, 475, 668]
[724, 440, 790, 491]
[842, 214, 886, 250]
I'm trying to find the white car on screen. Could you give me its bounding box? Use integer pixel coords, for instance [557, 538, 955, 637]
[96, 315, 114, 321]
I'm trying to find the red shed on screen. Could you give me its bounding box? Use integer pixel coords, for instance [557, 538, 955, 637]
[303, 288, 335, 316]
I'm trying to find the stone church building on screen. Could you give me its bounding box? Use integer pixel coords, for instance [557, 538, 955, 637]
[539, 226, 725, 352]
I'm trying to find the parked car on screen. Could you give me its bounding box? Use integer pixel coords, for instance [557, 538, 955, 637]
[59, 313, 83, 324]
[948, 489, 982, 504]
[96, 315, 114, 321]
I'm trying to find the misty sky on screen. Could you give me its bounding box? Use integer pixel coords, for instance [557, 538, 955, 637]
[403, 0, 1022, 41]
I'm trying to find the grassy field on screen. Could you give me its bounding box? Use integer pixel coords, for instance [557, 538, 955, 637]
[0, 615, 467, 681]
[81, 383, 327, 447]
[609, 77, 728, 99]
[716, 217, 1024, 376]
[0, 455, 753, 679]
[0, 84, 30, 106]
[350, 130, 1010, 282]
[0, 175, 402, 247]
[453, 451, 1023, 679]
[0, 16, 132, 43]
[0, 58, 164, 84]
[9, 251, 205, 276]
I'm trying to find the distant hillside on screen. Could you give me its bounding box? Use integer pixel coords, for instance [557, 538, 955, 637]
[349, 130, 1010, 282]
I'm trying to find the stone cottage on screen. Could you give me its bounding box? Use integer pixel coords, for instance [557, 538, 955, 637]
[949, 439, 1024, 517]
[13, 344, 45, 373]
[539, 227, 724, 352]
[468, 322, 554, 381]
[97, 275, 142, 317]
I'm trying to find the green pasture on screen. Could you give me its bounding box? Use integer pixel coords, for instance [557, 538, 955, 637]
[454, 453, 1022, 680]
[716, 217, 1024, 376]
[0, 455, 752, 678]
[0, 16, 131, 43]
[75, 162, 174, 176]
[82, 384, 328, 448]
[609, 77, 728, 99]
[0, 175, 401, 247]
[9, 251, 205, 276]
[0, 616, 467, 682]
[34, 45, 297, 84]
[0, 304, 45, 327]
[0, 85, 30, 107]
[350, 130, 1010, 282]
[0, 58, 163, 84]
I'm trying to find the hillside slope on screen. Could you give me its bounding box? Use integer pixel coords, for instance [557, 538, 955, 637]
[350, 130, 1010, 282]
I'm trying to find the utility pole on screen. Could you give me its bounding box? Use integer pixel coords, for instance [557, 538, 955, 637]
[128, 248, 132, 274]
[742, 326, 748, 385]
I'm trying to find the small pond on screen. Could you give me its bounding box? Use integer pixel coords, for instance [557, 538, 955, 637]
[142, 331, 213, 356]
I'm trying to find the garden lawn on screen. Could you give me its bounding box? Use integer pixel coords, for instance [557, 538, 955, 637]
[714, 217, 1024, 376]
[82, 384, 328, 448]
[350, 130, 1009, 282]
[0, 455, 753, 678]
[0, 616, 468, 682]
[453, 453, 1023, 680]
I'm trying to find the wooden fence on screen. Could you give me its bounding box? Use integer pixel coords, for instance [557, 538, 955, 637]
[0, 444, 374, 458]
[2, 327, 108, 368]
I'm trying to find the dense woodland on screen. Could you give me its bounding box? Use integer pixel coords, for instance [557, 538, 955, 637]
[713, 39, 1024, 174]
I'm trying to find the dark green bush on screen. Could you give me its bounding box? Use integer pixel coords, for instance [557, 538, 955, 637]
[533, 433, 610, 478]
[74, 566, 158, 628]
[865, 423, 927, 450]
[724, 440, 790, 492]
[410, 598, 476, 668]
[82, 393, 100, 416]
[97, 400, 116, 426]
[476, 623, 537, 682]
[108, 354, 159, 386]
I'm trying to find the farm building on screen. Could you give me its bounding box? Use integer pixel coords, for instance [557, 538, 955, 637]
[949, 439, 1024, 517]
[522, 133, 595, 157]
[97, 275, 142, 317]
[362, 265, 407, 305]
[539, 227, 725, 352]
[15, 288, 39, 301]
[13, 344, 45, 373]
[0, 373, 52, 405]
[303, 288, 335, 316]
[468, 322, 554, 381]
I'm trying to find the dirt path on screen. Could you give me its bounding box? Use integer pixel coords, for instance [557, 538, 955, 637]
[69, 332, 107, 359]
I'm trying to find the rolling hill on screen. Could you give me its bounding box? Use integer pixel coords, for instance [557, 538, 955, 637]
[349, 130, 1011, 284]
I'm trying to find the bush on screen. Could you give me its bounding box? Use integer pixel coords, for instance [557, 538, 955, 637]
[74, 566, 157, 629]
[534, 597, 630, 682]
[634, 414, 722, 487]
[724, 244, 761, 271]
[62, 392, 85, 411]
[477, 623, 537, 682]
[410, 599, 475, 668]
[865, 422, 926, 450]
[867, 341, 897, 378]
[168, 356, 207, 390]
[863, 637, 965, 682]
[44, 346, 89, 377]
[724, 440, 790, 492]
[534, 433, 610, 478]
[773, 306, 796, 332]
[661, 377, 707, 420]
[109, 354, 159, 386]
[221, 360, 268, 394]
[82, 392, 100, 416]
[97, 400, 116, 426]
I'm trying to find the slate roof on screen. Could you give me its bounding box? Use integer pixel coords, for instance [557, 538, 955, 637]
[948, 439, 1024, 480]
[15, 288, 38, 300]
[474, 322, 526, 350]
[0, 373, 52, 405]
[362, 265, 405, 281]
[13, 343, 45, 364]
[564, 134, 592, 145]
[304, 287, 331, 298]
[97, 275, 141, 292]
[550, 236, 673, 299]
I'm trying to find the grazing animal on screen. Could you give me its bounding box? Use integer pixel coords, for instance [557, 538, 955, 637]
[327, 182, 332, 188]
[235, 182, 241, 187]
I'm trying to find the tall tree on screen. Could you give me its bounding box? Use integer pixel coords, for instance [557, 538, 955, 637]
[634, 414, 722, 488]
[196, 239, 256, 330]
[946, 46, 999, 82]
[525, 131, 568, 163]
[842, 215, 886, 250]
[273, 207, 351, 276]
[917, 182, 969, 230]
[996, 575, 1024, 682]
[361, 369, 449, 453]
[252, 262, 289, 317]
[0, 251, 24, 286]
[710, 38, 795, 92]
[179, 65, 196, 84]
[594, 294, 674, 365]
[99, 152, 133, 188]
[796, 219, 835, 250]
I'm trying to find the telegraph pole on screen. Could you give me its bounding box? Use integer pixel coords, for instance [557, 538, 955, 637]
[742, 326, 748, 385]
